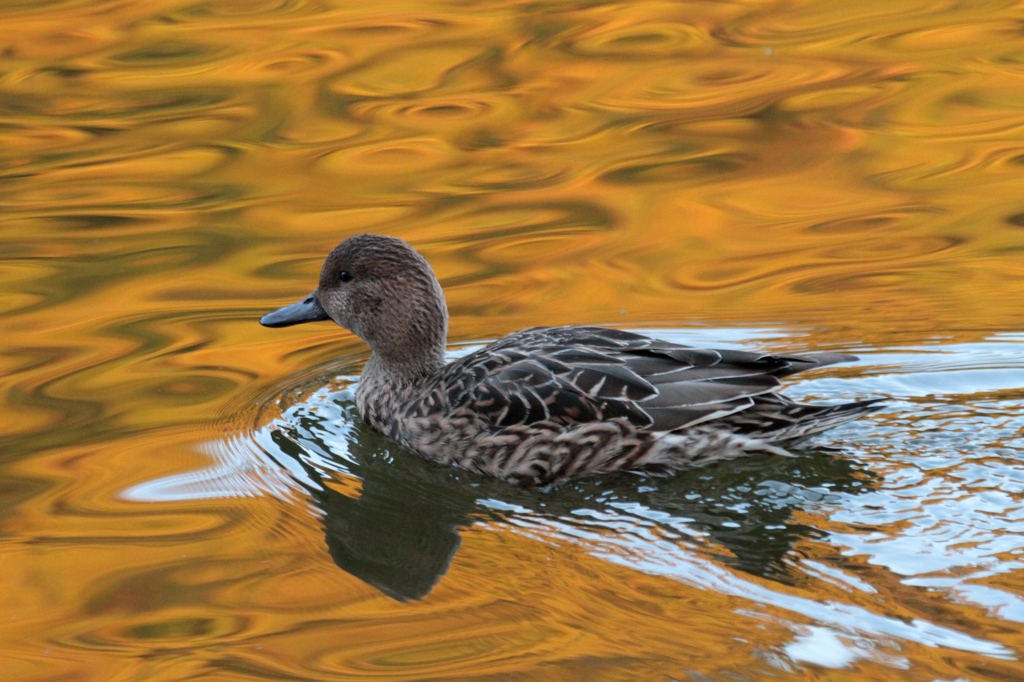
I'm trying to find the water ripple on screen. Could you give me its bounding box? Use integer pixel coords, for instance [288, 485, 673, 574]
[4, 0, 1024, 677]
[120, 332, 1024, 673]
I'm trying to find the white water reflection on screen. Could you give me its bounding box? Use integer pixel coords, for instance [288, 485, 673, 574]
[124, 330, 1024, 668]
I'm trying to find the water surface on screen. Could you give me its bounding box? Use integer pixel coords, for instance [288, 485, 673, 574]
[2, 0, 1024, 679]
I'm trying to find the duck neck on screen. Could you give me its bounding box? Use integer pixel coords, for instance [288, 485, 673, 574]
[355, 339, 447, 434]
[352, 277, 449, 428]
[364, 342, 447, 385]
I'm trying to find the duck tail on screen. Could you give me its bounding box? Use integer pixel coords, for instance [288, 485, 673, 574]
[764, 398, 886, 445]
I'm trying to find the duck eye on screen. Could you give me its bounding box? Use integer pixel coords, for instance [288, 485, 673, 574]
[339, 270, 353, 283]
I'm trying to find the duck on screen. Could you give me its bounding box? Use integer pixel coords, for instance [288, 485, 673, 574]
[261, 234, 882, 487]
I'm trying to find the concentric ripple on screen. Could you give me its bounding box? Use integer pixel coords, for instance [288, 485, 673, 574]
[3, 0, 1024, 679]
[120, 330, 1024, 677]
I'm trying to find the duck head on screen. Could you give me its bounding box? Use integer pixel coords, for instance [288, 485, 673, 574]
[261, 234, 449, 370]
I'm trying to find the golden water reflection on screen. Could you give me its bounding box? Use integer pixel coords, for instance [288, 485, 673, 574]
[2, 0, 1024, 679]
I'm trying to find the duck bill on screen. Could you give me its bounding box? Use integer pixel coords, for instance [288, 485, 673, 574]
[260, 290, 331, 328]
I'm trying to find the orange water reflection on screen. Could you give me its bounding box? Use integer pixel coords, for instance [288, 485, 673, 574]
[2, 0, 1024, 679]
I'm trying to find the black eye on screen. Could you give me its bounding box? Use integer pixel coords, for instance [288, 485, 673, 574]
[339, 271, 353, 283]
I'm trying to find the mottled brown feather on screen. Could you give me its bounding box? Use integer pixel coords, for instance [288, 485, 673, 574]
[261, 235, 884, 486]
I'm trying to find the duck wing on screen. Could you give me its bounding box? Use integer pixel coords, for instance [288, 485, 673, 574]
[441, 326, 860, 433]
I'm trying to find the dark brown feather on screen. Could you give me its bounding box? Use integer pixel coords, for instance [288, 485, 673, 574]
[437, 326, 875, 438]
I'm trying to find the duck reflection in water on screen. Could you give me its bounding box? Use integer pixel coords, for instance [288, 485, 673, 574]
[263, 388, 876, 600]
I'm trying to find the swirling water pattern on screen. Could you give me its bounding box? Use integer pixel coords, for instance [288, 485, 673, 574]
[2, 0, 1024, 679]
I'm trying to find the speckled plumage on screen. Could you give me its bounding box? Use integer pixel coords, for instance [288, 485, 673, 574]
[261, 234, 882, 486]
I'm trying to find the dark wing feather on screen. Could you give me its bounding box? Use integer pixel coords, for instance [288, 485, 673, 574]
[440, 326, 863, 434]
